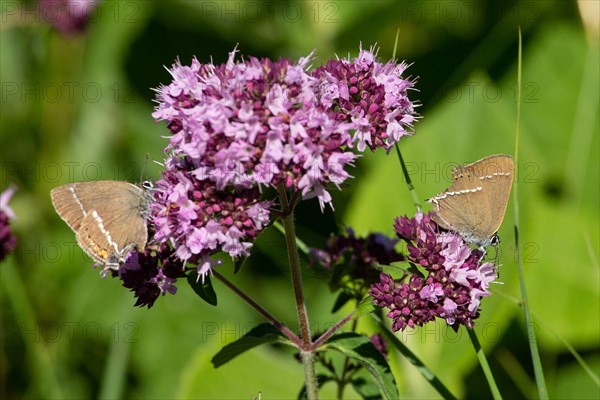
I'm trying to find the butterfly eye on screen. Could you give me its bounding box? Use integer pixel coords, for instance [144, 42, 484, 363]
[490, 234, 501, 246]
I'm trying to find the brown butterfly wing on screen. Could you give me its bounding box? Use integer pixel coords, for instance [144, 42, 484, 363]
[51, 183, 92, 231]
[467, 155, 514, 236]
[430, 184, 489, 237]
[76, 211, 116, 264]
[91, 184, 148, 252]
[51, 181, 148, 261]
[430, 155, 514, 242]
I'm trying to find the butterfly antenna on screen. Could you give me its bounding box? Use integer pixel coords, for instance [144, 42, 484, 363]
[492, 233, 501, 265]
[140, 153, 150, 182]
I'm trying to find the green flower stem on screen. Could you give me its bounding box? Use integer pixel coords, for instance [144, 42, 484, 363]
[394, 144, 421, 211]
[468, 328, 502, 400]
[277, 184, 312, 346]
[300, 350, 319, 400]
[277, 183, 318, 399]
[212, 269, 303, 347]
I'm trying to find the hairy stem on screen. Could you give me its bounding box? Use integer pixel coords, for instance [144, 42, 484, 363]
[312, 309, 356, 349]
[277, 183, 312, 347]
[300, 351, 319, 400]
[277, 183, 318, 399]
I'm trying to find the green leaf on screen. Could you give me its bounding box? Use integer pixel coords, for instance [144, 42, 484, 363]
[187, 271, 217, 306]
[352, 377, 382, 400]
[297, 374, 334, 400]
[331, 290, 353, 313]
[233, 255, 249, 274]
[353, 297, 376, 320]
[373, 315, 457, 400]
[406, 263, 425, 279]
[211, 323, 290, 368]
[323, 333, 398, 400]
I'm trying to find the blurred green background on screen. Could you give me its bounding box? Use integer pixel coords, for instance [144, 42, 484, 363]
[1, 0, 598, 398]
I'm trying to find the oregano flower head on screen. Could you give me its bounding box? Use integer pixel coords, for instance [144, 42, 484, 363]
[370, 212, 497, 331]
[149, 46, 417, 282]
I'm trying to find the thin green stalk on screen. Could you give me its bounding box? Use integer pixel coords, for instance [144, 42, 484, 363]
[545, 329, 600, 387]
[277, 183, 318, 399]
[513, 27, 548, 400]
[494, 289, 600, 387]
[393, 31, 421, 211]
[392, 29, 400, 60]
[468, 329, 502, 400]
[496, 350, 537, 397]
[273, 220, 309, 255]
[1, 261, 62, 398]
[394, 144, 421, 211]
[98, 300, 134, 400]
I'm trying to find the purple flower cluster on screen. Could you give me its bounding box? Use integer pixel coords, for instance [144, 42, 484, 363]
[313, 46, 417, 152]
[151, 46, 417, 278]
[151, 157, 271, 270]
[369, 333, 388, 360]
[309, 228, 404, 286]
[370, 212, 497, 331]
[0, 185, 17, 262]
[118, 244, 185, 308]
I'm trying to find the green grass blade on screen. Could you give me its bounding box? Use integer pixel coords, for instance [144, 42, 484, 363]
[1, 260, 62, 398]
[98, 304, 135, 400]
[513, 27, 549, 400]
[467, 328, 502, 399]
[495, 290, 600, 388]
